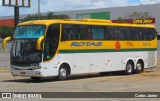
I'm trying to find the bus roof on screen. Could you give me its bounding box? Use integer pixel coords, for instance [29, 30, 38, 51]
[18, 18, 156, 28]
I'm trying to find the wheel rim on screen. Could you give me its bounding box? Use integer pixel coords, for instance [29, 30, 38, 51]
[60, 68, 67, 78]
[127, 64, 132, 73]
[137, 63, 142, 71]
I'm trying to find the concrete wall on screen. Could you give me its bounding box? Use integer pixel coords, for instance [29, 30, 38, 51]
[1, 4, 160, 33]
[0, 43, 11, 70]
[54, 4, 160, 34]
[0, 19, 14, 27]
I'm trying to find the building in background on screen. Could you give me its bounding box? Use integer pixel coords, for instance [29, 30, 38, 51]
[0, 18, 14, 27]
[0, 4, 160, 34]
[76, 12, 110, 19]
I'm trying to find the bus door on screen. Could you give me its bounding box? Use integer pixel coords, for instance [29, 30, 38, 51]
[44, 24, 60, 61]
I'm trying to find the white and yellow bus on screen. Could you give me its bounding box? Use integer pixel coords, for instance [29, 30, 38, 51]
[3, 18, 157, 80]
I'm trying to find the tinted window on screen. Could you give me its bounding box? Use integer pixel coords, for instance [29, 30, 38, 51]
[118, 27, 130, 40]
[130, 28, 143, 40]
[75, 25, 89, 40]
[44, 24, 60, 61]
[147, 28, 156, 40]
[61, 24, 156, 41]
[92, 26, 105, 40]
[106, 26, 118, 40]
[141, 28, 148, 40]
[62, 24, 90, 41]
[61, 24, 75, 41]
[130, 28, 156, 41]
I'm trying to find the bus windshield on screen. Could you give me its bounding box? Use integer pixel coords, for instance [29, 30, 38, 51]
[11, 39, 42, 67]
[14, 25, 46, 39]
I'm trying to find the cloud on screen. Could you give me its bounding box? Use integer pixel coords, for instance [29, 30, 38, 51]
[0, 0, 139, 16]
[1, 0, 160, 16]
[140, 0, 160, 4]
[40, 0, 132, 12]
[0, 0, 14, 17]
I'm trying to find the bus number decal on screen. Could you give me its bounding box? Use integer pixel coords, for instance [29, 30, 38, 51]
[143, 42, 151, 46]
[71, 42, 102, 47]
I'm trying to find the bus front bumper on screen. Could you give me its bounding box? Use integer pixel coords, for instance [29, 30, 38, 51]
[10, 68, 58, 77]
[11, 69, 44, 77]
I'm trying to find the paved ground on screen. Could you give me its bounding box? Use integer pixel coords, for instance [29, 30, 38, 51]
[0, 67, 160, 101]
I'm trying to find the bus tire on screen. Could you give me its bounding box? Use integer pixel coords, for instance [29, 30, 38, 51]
[125, 61, 134, 75]
[31, 77, 42, 81]
[57, 65, 69, 80]
[135, 60, 144, 74]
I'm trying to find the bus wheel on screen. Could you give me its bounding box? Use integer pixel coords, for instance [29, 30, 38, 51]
[135, 61, 143, 74]
[126, 61, 134, 75]
[58, 65, 69, 80]
[31, 77, 42, 81]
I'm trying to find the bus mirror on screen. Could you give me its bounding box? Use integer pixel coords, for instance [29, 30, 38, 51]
[37, 36, 44, 50]
[2, 37, 12, 49]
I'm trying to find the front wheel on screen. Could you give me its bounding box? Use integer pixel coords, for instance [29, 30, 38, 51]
[126, 61, 134, 75]
[31, 77, 42, 81]
[57, 65, 69, 80]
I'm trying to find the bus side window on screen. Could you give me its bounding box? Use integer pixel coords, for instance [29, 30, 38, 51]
[147, 28, 156, 40]
[105, 27, 109, 40]
[106, 26, 118, 40]
[75, 25, 88, 40]
[67, 28, 75, 40]
[88, 26, 92, 40]
[91, 26, 105, 40]
[118, 27, 130, 40]
[62, 24, 75, 41]
[130, 28, 142, 40]
[75, 25, 80, 40]
[142, 28, 147, 40]
[61, 29, 68, 41]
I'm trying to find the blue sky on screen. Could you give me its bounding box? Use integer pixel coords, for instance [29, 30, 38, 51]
[0, 0, 160, 17]
[128, 0, 140, 3]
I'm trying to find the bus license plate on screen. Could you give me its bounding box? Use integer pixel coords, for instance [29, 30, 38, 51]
[20, 72, 26, 75]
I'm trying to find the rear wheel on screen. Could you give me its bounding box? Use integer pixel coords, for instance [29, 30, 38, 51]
[31, 77, 42, 81]
[57, 65, 69, 80]
[135, 61, 143, 74]
[126, 61, 134, 75]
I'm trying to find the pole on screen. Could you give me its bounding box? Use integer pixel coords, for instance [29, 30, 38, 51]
[14, 6, 19, 29]
[2, 0, 5, 6]
[38, 0, 40, 19]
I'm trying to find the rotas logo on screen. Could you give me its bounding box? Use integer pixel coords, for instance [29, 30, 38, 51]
[71, 42, 102, 47]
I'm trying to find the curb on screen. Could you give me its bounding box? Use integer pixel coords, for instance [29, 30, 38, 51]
[0, 68, 8, 72]
[0, 68, 4, 71]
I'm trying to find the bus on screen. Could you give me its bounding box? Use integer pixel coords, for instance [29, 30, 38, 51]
[2, 18, 157, 81]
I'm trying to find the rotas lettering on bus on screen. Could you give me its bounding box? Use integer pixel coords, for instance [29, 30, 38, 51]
[71, 42, 102, 47]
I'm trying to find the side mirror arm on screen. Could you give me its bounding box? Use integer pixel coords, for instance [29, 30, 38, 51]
[37, 36, 44, 50]
[2, 37, 12, 49]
